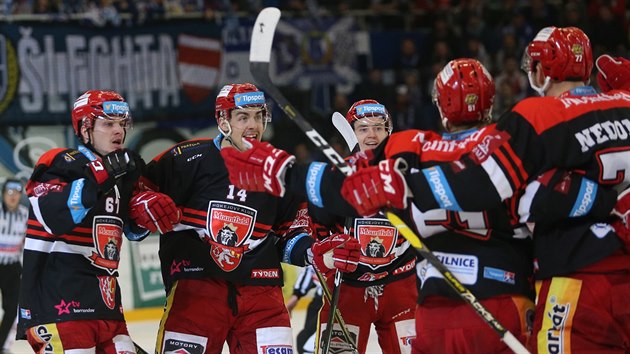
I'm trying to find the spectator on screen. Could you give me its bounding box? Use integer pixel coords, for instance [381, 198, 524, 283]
[590, 5, 626, 55]
[495, 32, 521, 72]
[0, 179, 28, 354]
[11, 0, 33, 14]
[396, 38, 421, 81]
[352, 68, 395, 110]
[494, 56, 528, 108]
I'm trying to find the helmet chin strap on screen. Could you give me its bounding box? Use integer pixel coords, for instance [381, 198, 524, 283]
[528, 72, 551, 96]
[219, 120, 248, 152]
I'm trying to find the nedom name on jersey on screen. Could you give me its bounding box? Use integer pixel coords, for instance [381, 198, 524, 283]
[574, 118, 630, 152]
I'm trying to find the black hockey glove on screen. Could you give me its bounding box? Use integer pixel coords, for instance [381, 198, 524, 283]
[86, 149, 137, 193]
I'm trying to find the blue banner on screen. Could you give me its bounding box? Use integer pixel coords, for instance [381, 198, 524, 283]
[0, 21, 222, 125]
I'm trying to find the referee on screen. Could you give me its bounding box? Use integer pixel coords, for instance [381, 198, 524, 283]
[0, 179, 28, 353]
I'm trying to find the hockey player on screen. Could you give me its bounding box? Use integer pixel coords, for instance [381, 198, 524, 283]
[141, 83, 360, 354]
[17, 90, 179, 353]
[339, 27, 630, 352]
[220, 56, 621, 352]
[0, 179, 28, 353]
[315, 100, 417, 354]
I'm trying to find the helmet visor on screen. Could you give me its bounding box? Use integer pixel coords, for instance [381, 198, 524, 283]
[521, 50, 534, 74]
[95, 101, 133, 129]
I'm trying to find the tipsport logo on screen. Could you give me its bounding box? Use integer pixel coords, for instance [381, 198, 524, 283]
[234, 92, 265, 106]
[356, 103, 385, 117]
[103, 101, 129, 115]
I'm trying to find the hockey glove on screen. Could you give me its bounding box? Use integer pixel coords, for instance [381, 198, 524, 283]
[310, 234, 360, 277]
[86, 149, 137, 193]
[346, 149, 375, 172]
[596, 55, 630, 92]
[341, 158, 410, 216]
[129, 191, 181, 234]
[220, 139, 296, 197]
[611, 187, 630, 249]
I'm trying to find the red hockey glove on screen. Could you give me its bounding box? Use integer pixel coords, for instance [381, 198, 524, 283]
[129, 191, 181, 234]
[346, 149, 375, 172]
[611, 187, 630, 249]
[341, 158, 410, 216]
[311, 234, 360, 277]
[220, 139, 296, 197]
[87, 149, 137, 192]
[596, 55, 630, 92]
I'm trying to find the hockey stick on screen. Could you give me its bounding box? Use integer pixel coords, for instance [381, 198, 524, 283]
[322, 270, 342, 354]
[386, 212, 530, 354]
[313, 268, 358, 353]
[332, 112, 358, 152]
[134, 341, 149, 354]
[312, 269, 358, 352]
[251, 8, 356, 353]
[249, 7, 529, 354]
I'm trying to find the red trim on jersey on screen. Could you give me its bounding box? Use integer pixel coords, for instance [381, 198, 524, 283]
[74, 227, 93, 234]
[502, 144, 528, 183]
[254, 222, 272, 232]
[26, 228, 52, 238]
[180, 215, 205, 227]
[512, 92, 630, 134]
[494, 149, 520, 187]
[384, 130, 434, 158]
[35, 148, 67, 167]
[27, 219, 42, 227]
[183, 207, 207, 217]
[59, 234, 92, 243]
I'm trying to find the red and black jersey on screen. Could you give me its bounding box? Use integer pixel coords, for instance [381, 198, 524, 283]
[407, 87, 630, 277]
[287, 120, 616, 300]
[341, 212, 417, 286]
[307, 157, 417, 287]
[18, 145, 140, 337]
[144, 137, 312, 290]
[381, 127, 534, 302]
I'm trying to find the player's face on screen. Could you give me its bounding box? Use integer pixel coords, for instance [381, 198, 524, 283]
[354, 117, 389, 152]
[228, 107, 266, 151]
[88, 118, 128, 156]
[3, 189, 21, 211]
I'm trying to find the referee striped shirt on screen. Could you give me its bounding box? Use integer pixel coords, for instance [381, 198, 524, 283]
[0, 203, 28, 264]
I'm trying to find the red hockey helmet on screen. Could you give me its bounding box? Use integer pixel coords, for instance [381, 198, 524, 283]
[345, 99, 392, 134]
[522, 26, 593, 95]
[215, 83, 271, 127]
[432, 58, 495, 128]
[71, 90, 131, 137]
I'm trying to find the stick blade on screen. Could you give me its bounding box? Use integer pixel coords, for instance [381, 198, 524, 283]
[250, 7, 281, 63]
[332, 112, 358, 151]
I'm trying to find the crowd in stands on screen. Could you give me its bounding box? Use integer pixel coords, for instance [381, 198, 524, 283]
[3, 0, 629, 160]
